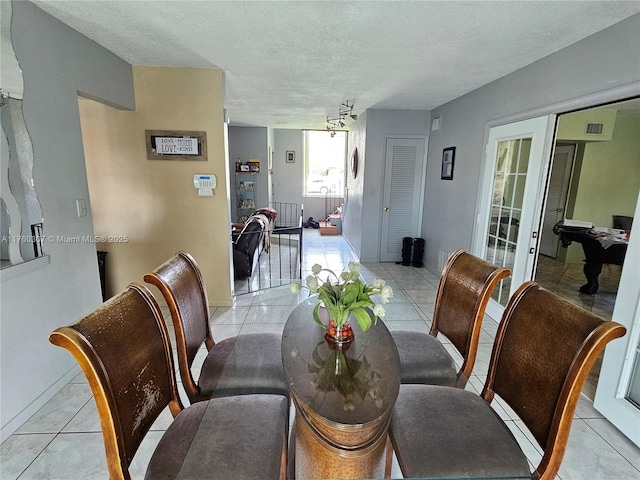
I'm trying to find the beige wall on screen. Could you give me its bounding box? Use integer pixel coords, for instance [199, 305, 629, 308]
[571, 113, 640, 225]
[565, 113, 640, 262]
[557, 108, 617, 142]
[80, 66, 233, 305]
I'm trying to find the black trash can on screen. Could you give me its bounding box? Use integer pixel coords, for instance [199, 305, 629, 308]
[412, 238, 425, 268]
[97, 251, 107, 301]
[399, 237, 413, 266]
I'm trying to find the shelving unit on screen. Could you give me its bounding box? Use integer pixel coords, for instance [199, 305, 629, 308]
[235, 172, 258, 222]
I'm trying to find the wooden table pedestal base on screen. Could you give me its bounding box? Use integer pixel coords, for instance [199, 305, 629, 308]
[293, 408, 389, 480]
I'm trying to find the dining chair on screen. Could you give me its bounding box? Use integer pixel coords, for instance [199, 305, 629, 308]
[49, 283, 289, 480]
[391, 248, 510, 388]
[143, 251, 289, 404]
[388, 281, 626, 480]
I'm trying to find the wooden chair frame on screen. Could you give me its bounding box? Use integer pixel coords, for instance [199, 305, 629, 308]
[50, 282, 289, 480]
[49, 284, 183, 480]
[481, 281, 626, 479]
[429, 248, 511, 388]
[387, 280, 626, 480]
[144, 251, 215, 403]
[430, 248, 511, 387]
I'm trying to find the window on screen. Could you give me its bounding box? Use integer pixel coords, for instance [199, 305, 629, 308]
[304, 130, 347, 196]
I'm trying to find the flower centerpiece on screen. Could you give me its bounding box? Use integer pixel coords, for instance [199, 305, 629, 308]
[291, 261, 393, 347]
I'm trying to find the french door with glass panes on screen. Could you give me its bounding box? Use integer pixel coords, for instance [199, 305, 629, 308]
[473, 116, 556, 321]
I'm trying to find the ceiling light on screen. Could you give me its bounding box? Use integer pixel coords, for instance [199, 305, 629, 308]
[339, 101, 356, 119]
[325, 101, 357, 134]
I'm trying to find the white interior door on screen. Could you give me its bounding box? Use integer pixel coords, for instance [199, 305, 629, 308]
[594, 192, 640, 447]
[380, 137, 425, 262]
[473, 116, 556, 320]
[539, 144, 575, 258]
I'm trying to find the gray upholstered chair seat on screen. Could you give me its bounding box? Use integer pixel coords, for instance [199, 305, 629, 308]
[390, 384, 531, 479]
[199, 333, 289, 399]
[391, 331, 457, 386]
[146, 394, 288, 480]
[391, 250, 511, 389]
[144, 252, 291, 404]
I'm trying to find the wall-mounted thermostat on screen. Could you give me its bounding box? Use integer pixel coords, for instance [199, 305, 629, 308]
[193, 174, 216, 196]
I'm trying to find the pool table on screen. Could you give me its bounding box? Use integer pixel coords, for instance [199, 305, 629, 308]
[553, 222, 627, 294]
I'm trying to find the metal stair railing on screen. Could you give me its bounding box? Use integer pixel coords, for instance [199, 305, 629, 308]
[233, 202, 303, 296]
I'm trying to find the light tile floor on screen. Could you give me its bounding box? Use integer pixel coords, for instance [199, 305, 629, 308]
[2, 230, 639, 479]
[535, 254, 620, 322]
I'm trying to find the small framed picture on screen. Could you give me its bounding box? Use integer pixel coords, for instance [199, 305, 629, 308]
[286, 151, 295, 163]
[441, 147, 456, 180]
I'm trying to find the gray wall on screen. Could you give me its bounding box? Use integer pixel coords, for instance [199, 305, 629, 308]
[343, 112, 367, 257]
[267, 127, 275, 202]
[422, 13, 640, 272]
[272, 129, 303, 205]
[359, 110, 430, 263]
[1, 1, 135, 439]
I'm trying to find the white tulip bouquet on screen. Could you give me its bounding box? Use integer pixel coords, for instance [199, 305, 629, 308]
[291, 261, 393, 332]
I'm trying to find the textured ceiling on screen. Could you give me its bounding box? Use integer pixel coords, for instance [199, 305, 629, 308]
[18, 1, 640, 128]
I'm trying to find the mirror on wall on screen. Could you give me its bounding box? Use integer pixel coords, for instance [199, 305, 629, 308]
[1, 1, 44, 269]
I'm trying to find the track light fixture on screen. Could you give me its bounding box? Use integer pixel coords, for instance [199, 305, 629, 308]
[339, 101, 358, 120]
[325, 101, 357, 135]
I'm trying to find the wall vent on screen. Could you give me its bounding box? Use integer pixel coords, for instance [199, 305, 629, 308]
[431, 115, 441, 132]
[585, 122, 604, 135]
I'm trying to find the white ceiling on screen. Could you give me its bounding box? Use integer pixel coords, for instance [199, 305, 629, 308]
[16, 1, 640, 129]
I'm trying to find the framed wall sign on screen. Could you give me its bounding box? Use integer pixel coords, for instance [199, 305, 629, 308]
[286, 151, 295, 163]
[146, 130, 207, 161]
[441, 146, 456, 180]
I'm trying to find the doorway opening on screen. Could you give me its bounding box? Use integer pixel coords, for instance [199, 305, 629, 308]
[534, 97, 640, 399]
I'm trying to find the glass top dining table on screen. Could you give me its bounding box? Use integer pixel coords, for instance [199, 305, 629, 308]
[281, 299, 401, 424]
[280, 300, 532, 480]
[281, 299, 400, 479]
